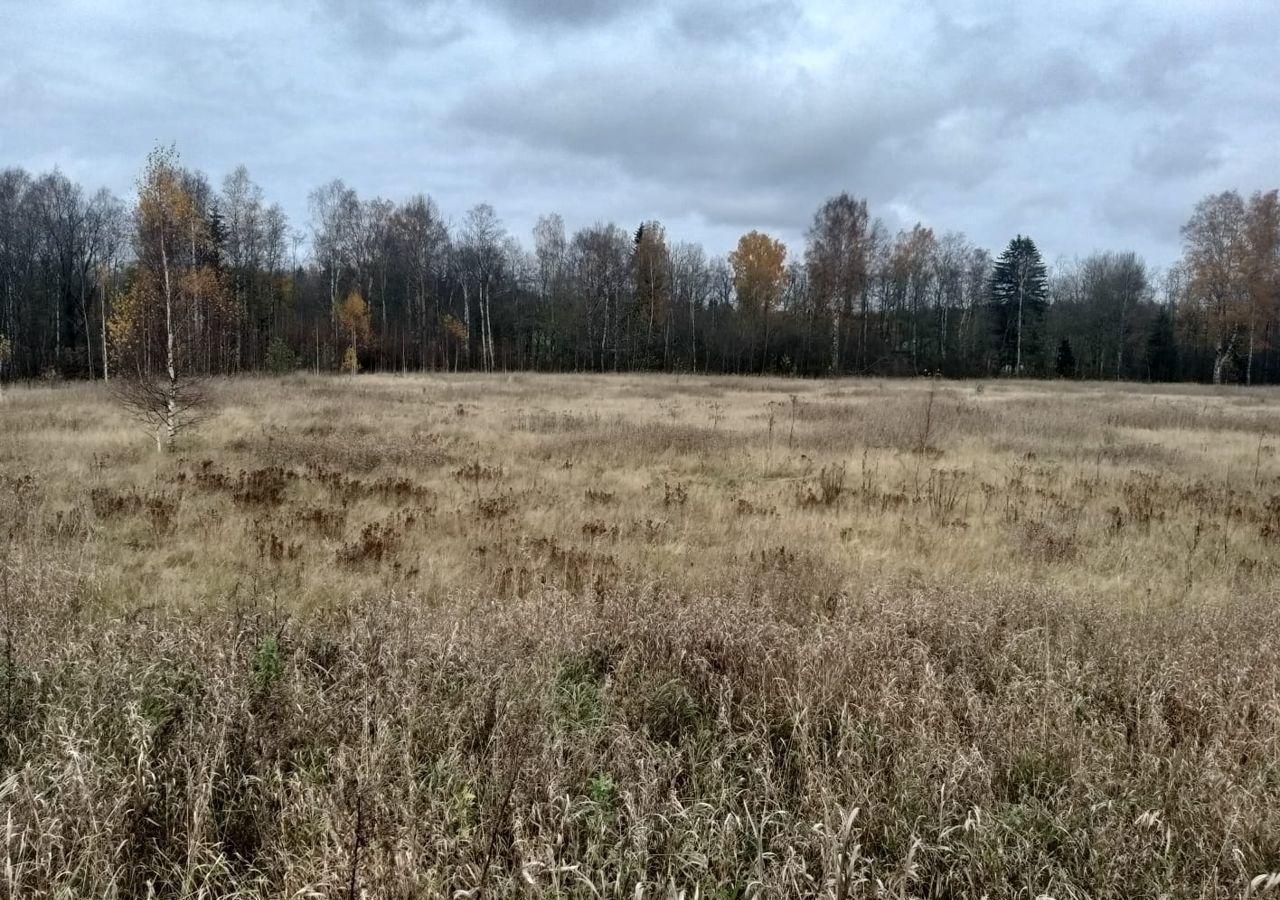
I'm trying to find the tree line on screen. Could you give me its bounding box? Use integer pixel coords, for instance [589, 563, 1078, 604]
[1, 148, 1278, 385]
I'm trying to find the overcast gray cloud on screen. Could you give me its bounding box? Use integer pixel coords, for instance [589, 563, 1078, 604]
[2, 0, 1277, 267]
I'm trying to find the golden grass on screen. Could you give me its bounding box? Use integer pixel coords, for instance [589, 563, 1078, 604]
[5, 373, 1279, 612]
[0, 374, 1278, 896]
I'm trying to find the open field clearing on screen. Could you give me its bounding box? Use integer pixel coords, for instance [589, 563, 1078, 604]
[1, 374, 1279, 897]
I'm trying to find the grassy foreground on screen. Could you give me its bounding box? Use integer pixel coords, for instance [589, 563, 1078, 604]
[1, 374, 1278, 897]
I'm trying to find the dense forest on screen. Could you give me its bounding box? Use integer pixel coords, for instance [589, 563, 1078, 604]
[1, 149, 1277, 384]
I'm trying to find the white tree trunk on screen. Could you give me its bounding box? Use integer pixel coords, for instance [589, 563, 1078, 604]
[830, 305, 840, 373]
[1246, 329, 1255, 386]
[100, 278, 110, 383]
[461, 282, 472, 366]
[162, 232, 177, 452]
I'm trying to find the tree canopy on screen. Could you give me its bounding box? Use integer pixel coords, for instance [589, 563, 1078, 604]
[2, 149, 1279, 383]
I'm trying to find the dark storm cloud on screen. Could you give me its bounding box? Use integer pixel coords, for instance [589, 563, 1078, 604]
[309, 0, 472, 54]
[448, 4, 1104, 234]
[313, 0, 413, 51]
[1122, 28, 1206, 103]
[1134, 123, 1224, 179]
[668, 0, 802, 45]
[483, 0, 631, 27]
[3, 0, 1278, 266]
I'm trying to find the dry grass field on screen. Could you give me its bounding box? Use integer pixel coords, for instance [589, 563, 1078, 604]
[1, 374, 1278, 897]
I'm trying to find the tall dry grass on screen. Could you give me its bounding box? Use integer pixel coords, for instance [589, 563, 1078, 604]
[1, 373, 1278, 896]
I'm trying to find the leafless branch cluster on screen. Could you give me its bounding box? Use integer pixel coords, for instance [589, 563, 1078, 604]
[112, 373, 209, 451]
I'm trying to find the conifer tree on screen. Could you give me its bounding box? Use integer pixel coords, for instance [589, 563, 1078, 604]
[1054, 337, 1076, 378]
[989, 235, 1047, 373]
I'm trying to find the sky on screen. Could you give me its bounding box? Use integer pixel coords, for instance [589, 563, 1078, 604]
[3, 0, 1278, 270]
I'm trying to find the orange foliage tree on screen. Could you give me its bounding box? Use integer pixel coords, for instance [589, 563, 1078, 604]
[336, 289, 371, 374]
[729, 230, 787, 372]
[1182, 189, 1280, 383]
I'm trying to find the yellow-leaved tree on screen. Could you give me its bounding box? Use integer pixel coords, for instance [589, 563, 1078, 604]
[336, 290, 370, 374]
[110, 146, 233, 450]
[729, 230, 787, 373]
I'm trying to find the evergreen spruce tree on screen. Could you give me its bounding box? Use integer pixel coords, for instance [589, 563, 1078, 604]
[1144, 306, 1179, 381]
[989, 235, 1048, 374]
[1055, 337, 1076, 378]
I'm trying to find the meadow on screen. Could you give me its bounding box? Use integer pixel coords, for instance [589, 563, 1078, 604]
[1, 373, 1278, 898]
